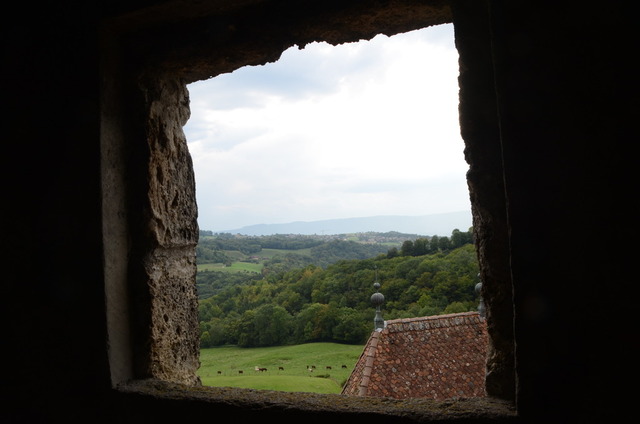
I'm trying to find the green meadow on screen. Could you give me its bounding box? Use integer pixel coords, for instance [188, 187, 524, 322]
[260, 248, 313, 258]
[197, 261, 262, 273]
[198, 342, 364, 394]
[196, 248, 314, 274]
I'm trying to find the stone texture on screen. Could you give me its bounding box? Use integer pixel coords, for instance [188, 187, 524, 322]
[451, 1, 514, 401]
[136, 77, 201, 385]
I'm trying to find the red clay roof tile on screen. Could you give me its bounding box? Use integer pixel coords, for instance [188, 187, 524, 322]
[341, 311, 488, 400]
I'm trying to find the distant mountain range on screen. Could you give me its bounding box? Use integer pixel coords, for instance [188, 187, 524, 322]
[217, 211, 472, 236]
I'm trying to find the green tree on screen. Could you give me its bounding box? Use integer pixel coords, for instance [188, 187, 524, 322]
[293, 303, 334, 343]
[450, 228, 472, 248]
[417, 294, 448, 316]
[443, 301, 470, 314]
[236, 310, 258, 347]
[200, 331, 212, 348]
[399, 285, 421, 305]
[253, 304, 293, 346]
[438, 236, 451, 251]
[332, 307, 370, 344]
[400, 240, 414, 256]
[198, 301, 223, 322]
[413, 238, 430, 256]
[430, 235, 440, 251]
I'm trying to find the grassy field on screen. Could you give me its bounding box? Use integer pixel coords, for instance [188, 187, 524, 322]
[198, 342, 364, 394]
[259, 247, 313, 258]
[196, 247, 313, 274]
[197, 262, 262, 273]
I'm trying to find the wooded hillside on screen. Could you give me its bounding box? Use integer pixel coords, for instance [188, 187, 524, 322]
[197, 229, 479, 347]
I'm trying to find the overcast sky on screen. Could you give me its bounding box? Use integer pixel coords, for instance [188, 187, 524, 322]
[184, 23, 470, 232]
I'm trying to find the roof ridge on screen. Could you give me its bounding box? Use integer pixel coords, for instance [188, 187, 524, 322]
[384, 311, 484, 333]
[385, 311, 480, 324]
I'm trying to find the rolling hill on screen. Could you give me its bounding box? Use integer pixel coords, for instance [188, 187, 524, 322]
[217, 211, 472, 236]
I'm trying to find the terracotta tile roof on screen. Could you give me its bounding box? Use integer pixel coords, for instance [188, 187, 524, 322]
[341, 311, 488, 400]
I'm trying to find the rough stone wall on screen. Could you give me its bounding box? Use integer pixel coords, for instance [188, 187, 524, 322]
[120, 0, 453, 84]
[137, 76, 201, 385]
[451, 0, 514, 401]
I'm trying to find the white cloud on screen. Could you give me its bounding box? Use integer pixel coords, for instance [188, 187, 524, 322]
[185, 24, 470, 231]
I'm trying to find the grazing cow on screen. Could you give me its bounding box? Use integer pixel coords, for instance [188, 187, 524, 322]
[341, 365, 347, 369]
[278, 366, 284, 371]
[311, 365, 316, 369]
[254, 366, 268, 372]
[217, 371, 222, 374]
[238, 370, 243, 374]
[326, 366, 332, 370]
[307, 367, 313, 372]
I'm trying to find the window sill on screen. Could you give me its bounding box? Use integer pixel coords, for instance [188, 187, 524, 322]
[117, 379, 517, 422]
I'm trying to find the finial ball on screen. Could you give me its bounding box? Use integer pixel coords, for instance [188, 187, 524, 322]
[371, 292, 384, 306]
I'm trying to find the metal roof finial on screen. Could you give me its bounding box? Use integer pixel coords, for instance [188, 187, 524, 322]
[371, 266, 385, 330]
[475, 273, 486, 319]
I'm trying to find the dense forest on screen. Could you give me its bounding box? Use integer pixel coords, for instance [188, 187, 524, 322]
[197, 229, 479, 348]
[196, 231, 424, 268]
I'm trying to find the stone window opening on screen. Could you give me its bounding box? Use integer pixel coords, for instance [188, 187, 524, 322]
[101, 0, 515, 420]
